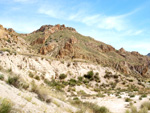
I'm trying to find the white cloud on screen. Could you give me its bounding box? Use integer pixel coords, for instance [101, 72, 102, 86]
[38, 5, 139, 32]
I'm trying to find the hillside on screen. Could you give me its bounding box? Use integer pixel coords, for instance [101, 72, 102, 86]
[0, 24, 150, 113]
[147, 53, 150, 57]
[15, 24, 150, 77]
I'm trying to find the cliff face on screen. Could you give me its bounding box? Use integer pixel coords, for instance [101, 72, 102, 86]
[0, 24, 150, 77]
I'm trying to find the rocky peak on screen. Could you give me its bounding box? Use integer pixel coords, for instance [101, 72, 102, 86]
[119, 48, 126, 53]
[8, 28, 15, 33]
[34, 24, 76, 33]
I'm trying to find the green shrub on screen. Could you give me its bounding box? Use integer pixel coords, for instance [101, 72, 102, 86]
[29, 72, 34, 78]
[84, 71, 94, 79]
[94, 74, 101, 82]
[34, 75, 40, 80]
[21, 83, 29, 90]
[84, 102, 110, 113]
[141, 94, 147, 98]
[125, 98, 132, 102]
[105, 71, 112, 75]
[59, 74, 67, 80]
[78, 76, 83, 81]
[73, 97, 79, 100]
[94, 106, 110, 113]
[8, 68, 12, 73]
[113, 75, 118, 79]
[7, 76, 20, 88]
[0, 74, 4, 80]
[44, 79, 64, 91]
[96, 93, 105, 97]
[129, 94, 135, 98]
[0, 98, 12, 113]
[68, 79, 77, 86]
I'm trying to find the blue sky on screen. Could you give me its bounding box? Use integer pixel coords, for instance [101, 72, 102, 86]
[0, 0, 150, 55]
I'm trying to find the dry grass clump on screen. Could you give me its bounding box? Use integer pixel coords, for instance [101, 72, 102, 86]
[125, 101, 150, 113]
[141, 101, 150, 110]
[75, 101, 111, 113]
[0, 98, 13, 113]
[0, 74, 4, 80]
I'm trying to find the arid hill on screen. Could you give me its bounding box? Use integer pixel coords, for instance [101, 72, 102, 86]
[1, 24, 150, 113]
[0, 24, 150, 77]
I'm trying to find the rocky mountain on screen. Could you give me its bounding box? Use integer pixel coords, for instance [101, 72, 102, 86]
[0, 24, 150, 77]
[1, 24, 150, 113]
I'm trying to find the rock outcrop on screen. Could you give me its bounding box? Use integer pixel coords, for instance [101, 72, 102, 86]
[99, 44, 115, 52]
[40, 42, 57, 55]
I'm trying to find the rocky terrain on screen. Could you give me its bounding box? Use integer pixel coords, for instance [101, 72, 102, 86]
[0, 24, 150, 113]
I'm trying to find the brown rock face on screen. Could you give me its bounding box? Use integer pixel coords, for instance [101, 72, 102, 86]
[32, 37, 46, 45]
[134, 65, 148, 76]
[100, 44, 115, 52]
[131, 51, 141, 56]
[8, 28, 15, 33]
[119, 48, 126, 53]
[57, 37, 78, 58]
[58, 42, 74, 58]
[69, 36, 77, 44]
[40, 43, 57, 55]
[114, 61, 131, 74]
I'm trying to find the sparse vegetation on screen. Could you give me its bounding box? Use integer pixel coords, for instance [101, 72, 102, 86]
[126, 105, 148, 113]
[68, 79, 77, 86]
[7, 68, 12, 73]
[84, 71, 94, 80]
[0, 74, 4, 80]
[34, 75, 40, 80]
[29, 72, 34, 78]
[7, 76, 20, 88]
[141, 101, 150, 110]
[125, 98, 132, 102]
[24, 96, 32, 102]
[59, 74, 67, 80]
[0, 98, 13, 113]
[75, 101, 111, 113]
[0, 66, 3, 70]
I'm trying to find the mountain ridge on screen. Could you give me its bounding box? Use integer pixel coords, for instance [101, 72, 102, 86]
[0, 24, 150, 77]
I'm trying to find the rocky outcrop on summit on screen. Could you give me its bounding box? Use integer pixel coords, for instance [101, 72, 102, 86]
[33, 24, 76, 34]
